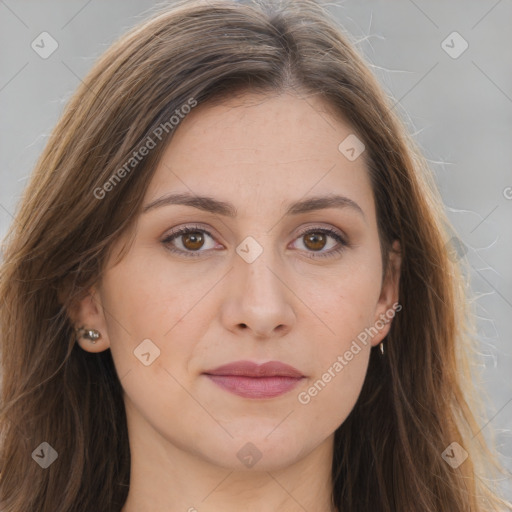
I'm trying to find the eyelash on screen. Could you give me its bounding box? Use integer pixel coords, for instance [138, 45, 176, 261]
[161, 224, 349, 259]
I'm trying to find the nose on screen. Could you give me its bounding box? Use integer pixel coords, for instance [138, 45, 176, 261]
[220, 247, 296, 339]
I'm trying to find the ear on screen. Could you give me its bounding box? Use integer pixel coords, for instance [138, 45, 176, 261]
[370, 240, 402, 347]
[68, 286, 111, 353]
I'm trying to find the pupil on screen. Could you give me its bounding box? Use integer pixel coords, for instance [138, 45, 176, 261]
[184, 232, 203, 249]
[306, 232, 325, 250]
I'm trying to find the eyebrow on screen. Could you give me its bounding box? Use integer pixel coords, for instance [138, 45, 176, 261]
[142, 192, 365, 218]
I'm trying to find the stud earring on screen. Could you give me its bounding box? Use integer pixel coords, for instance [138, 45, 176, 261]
[75, 326, 101, 344]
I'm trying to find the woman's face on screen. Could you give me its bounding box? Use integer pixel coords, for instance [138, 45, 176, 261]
[75, 91, 400, 472]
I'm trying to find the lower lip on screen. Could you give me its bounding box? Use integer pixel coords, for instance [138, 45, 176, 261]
[205, 374, 303, 399]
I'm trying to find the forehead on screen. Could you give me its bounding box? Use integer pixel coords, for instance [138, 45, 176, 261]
[146, 91, 374, 218]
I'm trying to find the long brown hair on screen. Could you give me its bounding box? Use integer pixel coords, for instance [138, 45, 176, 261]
[1, 1, 510, 510]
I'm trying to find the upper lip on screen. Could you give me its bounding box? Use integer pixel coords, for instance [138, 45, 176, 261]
[204, 360, 304, 378]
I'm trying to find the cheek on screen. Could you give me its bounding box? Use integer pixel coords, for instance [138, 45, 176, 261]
[295, 290, 376, 434]
[98, 255, 186, 376]
[99, 248, 225, 396]
[102, 248, 210, 336]
[297, 343, 369, 433]
[99, 257, 209, 438]
[298, 253, 382, 420]
[319, 263, 383, 343]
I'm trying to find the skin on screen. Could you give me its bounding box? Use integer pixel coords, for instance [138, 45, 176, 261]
[72, 91, 401, 512]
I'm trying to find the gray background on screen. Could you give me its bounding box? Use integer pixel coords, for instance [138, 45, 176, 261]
[0, 0, 511, 501]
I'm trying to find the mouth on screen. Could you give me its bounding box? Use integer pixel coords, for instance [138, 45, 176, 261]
[203, 360, 305, 399]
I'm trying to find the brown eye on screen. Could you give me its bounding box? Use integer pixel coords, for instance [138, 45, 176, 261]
[291, 227, 348, 259]
[303, 232, 327, 251]
[181, 231, 204, 251]
[162, 225, 218, 257]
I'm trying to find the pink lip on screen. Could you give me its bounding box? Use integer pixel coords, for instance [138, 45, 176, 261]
[203, 360, 305, 399]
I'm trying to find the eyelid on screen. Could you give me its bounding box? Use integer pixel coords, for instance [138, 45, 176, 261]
[293, 223, 348, 243]
[161, 223, 220, 257]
